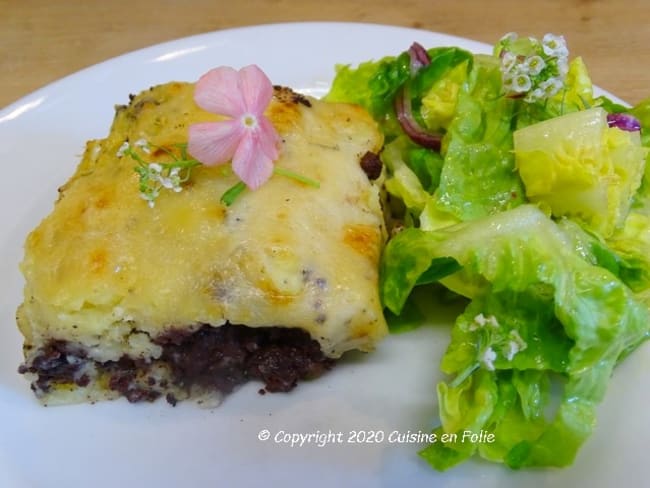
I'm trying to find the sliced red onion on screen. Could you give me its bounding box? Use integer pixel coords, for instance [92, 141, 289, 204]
[607, 113, 641, 132]
[396, 42, 441, 150]
[408, 41, 431, 73]
[394, 86, 442, 151]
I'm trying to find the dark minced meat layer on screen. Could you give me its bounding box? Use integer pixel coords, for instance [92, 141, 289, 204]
[18, 323, 335, 404]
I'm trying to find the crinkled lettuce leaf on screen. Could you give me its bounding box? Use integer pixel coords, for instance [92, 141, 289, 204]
[514, 107, 647, 238]
[433, 55, 525, 221]
[420, 59, 469, 132]
[324, 50, 410, 137]
[381, 135, 454, 227]
[606, 212, 650, 293]
[381, 137, 431, 216]
[630, 97, 650, 148]
[331, 37, 650, 473]
[557, 217, 650, 294]
[630, 97, 650, 209]
[325, 46, 472, 140]
[380, 136, 457, 228]
[382, 205, 649, 469]
[326, 47, 474, 225]
[327, 46, 526, 224]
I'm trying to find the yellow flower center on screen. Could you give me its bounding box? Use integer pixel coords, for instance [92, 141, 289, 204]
[243, 115, 256, 128]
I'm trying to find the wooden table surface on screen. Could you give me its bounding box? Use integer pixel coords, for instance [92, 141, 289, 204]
[2, 0, 650, 109]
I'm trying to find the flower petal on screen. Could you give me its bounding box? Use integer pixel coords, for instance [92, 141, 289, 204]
[238, 65, 274, 115]
[194, 67, 246, 118]
[188, 120, 244, 166]
[231, 132, 274, 190]
[256, 116, 280, 160]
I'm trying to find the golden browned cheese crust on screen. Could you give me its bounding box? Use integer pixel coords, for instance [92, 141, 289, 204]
[17, 81, 388, 383]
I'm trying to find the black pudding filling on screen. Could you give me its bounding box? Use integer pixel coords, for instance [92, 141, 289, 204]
[18, 323, 335, 404]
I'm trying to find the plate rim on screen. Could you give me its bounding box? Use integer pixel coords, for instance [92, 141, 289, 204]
[0, 21, 496, 116]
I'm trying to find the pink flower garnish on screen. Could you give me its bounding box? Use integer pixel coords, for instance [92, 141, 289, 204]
[188, 65, 280, 189]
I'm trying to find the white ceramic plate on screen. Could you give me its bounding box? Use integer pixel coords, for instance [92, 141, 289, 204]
[0, 22, 647, 488]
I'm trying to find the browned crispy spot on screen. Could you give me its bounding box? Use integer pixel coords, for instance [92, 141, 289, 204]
[343, 224, 381, 262]
[273, 85, 312, 107]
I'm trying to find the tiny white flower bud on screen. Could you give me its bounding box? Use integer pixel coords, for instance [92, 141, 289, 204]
[542, 33, 568, 58]
[134, 138, 151, 154]
[486, 315, 499, 328]
[500, 32, 518, 44]
[481, 347, 497, 371]
[501, 51, 518, 72]
[116, 141, 130, 158]
[524, 55, 546, 76]
[512, 73, 532, 93]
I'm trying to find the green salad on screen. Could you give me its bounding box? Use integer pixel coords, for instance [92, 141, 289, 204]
[325, 33, 650, 470]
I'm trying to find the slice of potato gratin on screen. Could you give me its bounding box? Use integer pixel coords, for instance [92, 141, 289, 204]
[17, 81, 388, 405]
